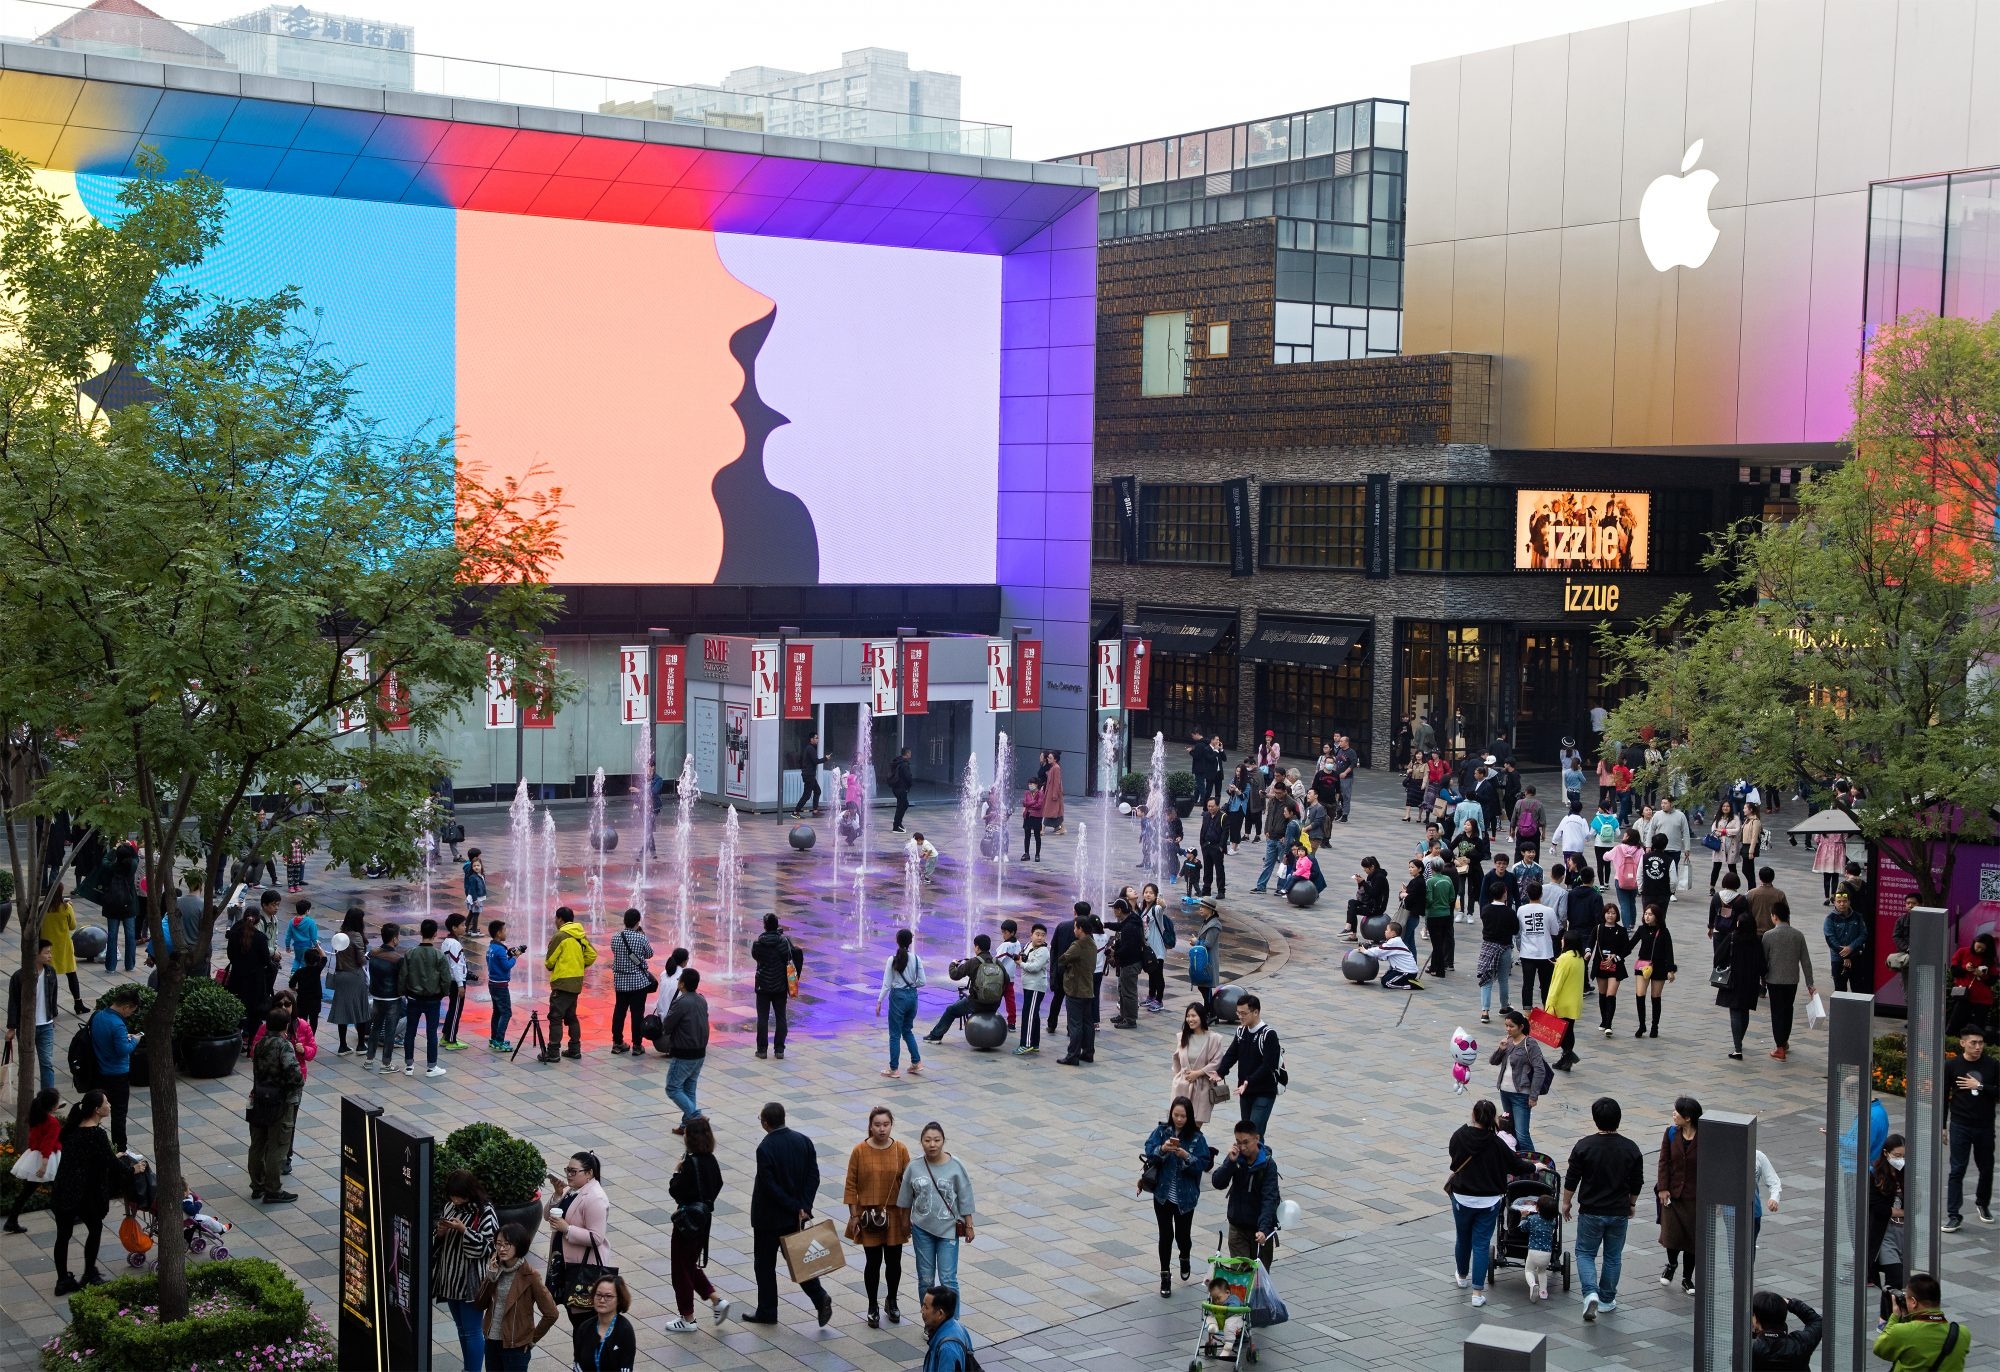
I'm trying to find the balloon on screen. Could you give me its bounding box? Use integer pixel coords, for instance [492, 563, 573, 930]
[1449, 1026, 1479, 1094]
[1276, 1200, 1302, 1231]
[330, 932, 350, 952]
[1118, 801, 1133, 816]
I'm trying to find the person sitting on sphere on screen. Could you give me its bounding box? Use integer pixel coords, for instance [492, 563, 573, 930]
[1366, 921, 1425, 991]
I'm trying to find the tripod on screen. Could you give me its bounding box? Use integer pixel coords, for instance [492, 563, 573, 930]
[509, 1011, 547, 1063]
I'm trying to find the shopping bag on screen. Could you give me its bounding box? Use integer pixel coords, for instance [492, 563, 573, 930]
[1805, 992, 1827, 1029]
[1249, 1259, 1290, 1327]
[780, 1217, 846, 1283]
[1526, 1007, 1566, 1048]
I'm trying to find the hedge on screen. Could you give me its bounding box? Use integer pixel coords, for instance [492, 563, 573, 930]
[43, 1258, 317, 1372]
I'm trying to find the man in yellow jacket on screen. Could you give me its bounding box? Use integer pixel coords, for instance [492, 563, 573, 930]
[1545, 933, 1588, 1073]
[540, 909, 597, 1064]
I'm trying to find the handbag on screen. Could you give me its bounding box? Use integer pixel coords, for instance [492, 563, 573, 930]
[553, 1234, 616, 1317]
[1597, 953, 1620, 976]
[1210, 1076, 1235, 1107]
[1525, 1007, 1566, 1048]
[1701, 833, 1722, 851]
[245, 1080, 285, 1128]
[1138, 1154, 1162, 1194]
[1709, 964, 1732, 989]
[857, 1205, 889, 1232]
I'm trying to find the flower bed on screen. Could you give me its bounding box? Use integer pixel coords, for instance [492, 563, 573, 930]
[1871, 1032, 1962, 1097]
[40, 1258, 332, 1372]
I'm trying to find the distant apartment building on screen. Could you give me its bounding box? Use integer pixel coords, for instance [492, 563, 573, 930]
[637, 47, 963, 146]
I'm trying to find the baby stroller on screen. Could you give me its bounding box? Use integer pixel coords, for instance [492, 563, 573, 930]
[1190, 1253, 1259, 1369]
[118, 1158, 232, 1269]
[1490, 1150, 1570, 1292]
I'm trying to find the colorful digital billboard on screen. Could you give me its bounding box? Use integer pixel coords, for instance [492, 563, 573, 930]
[1514, 489, 1650, 572]
[67, 172, 1003, 585]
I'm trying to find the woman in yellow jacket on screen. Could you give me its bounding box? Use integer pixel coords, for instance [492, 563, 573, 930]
[1545, 932, 1589, 1073]
[41, 886, 87, 1014]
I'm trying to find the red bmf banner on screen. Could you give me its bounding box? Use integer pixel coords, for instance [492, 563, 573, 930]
[1123, 638, 1152, 712]
[521, 647, 557, 729]
[750, 643, 780, 721]
[379, 670, 411, 732]
[1016, 639, 1042, 712]
[784, 644, 814, 720]
[901, 640, 931, 715]
[653, 644, 685, 725]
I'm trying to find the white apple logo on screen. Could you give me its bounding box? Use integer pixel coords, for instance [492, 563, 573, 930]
[1638, 140, 1720, 272]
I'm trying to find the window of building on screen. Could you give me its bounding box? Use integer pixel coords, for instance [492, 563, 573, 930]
[1141, 484, 1228, 565]
[1259, 656, 1371, 766]
[1652, 488, 1714, 576]
[1395, 484, 1512, 573]
[1262, 484, 1367, 569]
[1149, 639, 1238, 748]
[1207, 322, 1230, 357]
[1093, 482, 1125, 563]
[1141, 311, 1189, 396]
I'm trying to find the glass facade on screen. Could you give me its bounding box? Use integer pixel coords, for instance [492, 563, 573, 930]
[1149, 643, 1239, 749]
[1865, 168, 2000, 336]
[1259, 656, 1372, 765]
[1140, 484, 1229, 565]
[1053, 100, 1407, 364]
[1261, 483, 1367, 569]
[1092, 482, 1125, 563]
[1395, 484, 1511, 573]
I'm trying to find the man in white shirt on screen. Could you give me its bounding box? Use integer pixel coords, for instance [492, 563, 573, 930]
[1651, 796, 1693, 893]
[439, 913, 471, 1051]
[1552, 802, 1595, 869]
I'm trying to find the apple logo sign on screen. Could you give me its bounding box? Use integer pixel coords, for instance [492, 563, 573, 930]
[1639, 140, 1720, 272]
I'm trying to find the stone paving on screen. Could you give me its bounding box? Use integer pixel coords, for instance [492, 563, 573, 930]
[0, 770, 1994, 1371]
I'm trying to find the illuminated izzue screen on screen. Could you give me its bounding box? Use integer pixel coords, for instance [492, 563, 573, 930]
[1514, 488, 1651, 572]
[70, 174, 1004, 586]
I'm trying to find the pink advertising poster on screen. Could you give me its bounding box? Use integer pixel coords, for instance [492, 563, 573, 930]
[1870, 842, 2000, 1010]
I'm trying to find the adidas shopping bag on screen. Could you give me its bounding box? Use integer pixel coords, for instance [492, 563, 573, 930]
[780, 1217, 847, 1283]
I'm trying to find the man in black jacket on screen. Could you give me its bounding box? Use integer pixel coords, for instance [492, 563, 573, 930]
[1198, 800, 1227, 898]
[1749, 1291, 1822, 1370]
[1212, 1118, 1281, 1265]
[5, 941, 59, 1092]
[1108, 900, 1145, 1029]
[889, 748, 915, 832]
[1562, 1095, 1645, 1319]
[1210, 993, 1282, 1136]
[791, 733, 825, 818]
[1187, 730, 1213, 806]
[749, 914, 804, 1061]
[741, 1101, 834, 1329]
[1045, 909, 1079, 1035]
[662, 968, 709, 1136]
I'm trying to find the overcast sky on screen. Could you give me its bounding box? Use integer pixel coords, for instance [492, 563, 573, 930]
[121, 0, 1713, 159]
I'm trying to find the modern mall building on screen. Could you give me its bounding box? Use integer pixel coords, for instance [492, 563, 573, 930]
[0, 2, 1097, 805]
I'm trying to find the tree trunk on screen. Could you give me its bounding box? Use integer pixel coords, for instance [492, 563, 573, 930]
[147, 948, 191, 1319]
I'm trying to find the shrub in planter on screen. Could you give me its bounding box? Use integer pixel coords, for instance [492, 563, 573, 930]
[474, 1135, 548, 1237]
[1871, 1031, 1961, 1097]
[39, 1256, 332, 1372]
[175, 979, 248, 1078]
[1118, 771, 1147, 804]
[444, 1122, 510, 1163]
[1165, 770, 1196, 804]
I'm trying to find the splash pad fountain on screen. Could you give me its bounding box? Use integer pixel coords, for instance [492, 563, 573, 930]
[672, 755, 700, 950]
[1146, 732, 1170, 891]
[956, 751, 982, 954]
[715, 805, 741, 979]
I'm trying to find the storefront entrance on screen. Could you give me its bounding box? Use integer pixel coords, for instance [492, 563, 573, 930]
[1397, 621, 1504, 757]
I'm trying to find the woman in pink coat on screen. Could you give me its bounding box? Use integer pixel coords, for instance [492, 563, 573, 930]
[1812, 831, 1848, 904]
[1169, 1003, 1229, 1126]
[1042, 753, 1065, 834]
[250, 991, 319, 1081]
[548, 1149, 615, 1274]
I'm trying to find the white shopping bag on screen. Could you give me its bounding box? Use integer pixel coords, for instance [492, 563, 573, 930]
[1805, 992, 1827, 1029]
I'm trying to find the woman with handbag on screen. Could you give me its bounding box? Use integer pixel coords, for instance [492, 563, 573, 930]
[1171, 1003, 1229, 1126]
[432, 1169, 500, 1370]
[665, 1118, 729, 1333]
[1704, 801, 1741, 894]
[49, 1089, 131, 1294]
[843, 1106, 912, 1328]
[4, 1088, 62, 1233]
[1589, 905, 1630, 1037]
[1717, 915, 1766, 1061]
[570, 1274, 636, 1372]
[1656, 1096, 1702, 1294]
[1631, 905, 1677, 1038]
[475, 1223, 559, 1370]
[1488, 1011, 1550, 1153]
[1737, 804, 1763, 890]
[1446, 1098, 1535, 1308]
[547, 1151, 615, 1324]
[1142, 1095, 1214, 1297]
[895, 1121, 975, 1302]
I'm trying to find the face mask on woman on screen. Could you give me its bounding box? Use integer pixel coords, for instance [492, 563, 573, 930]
[1889, 1156, 1905, 1171]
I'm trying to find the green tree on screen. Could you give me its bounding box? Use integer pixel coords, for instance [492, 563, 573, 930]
[1601, 311, 2000, 906]
[0, 149, 564, 1319]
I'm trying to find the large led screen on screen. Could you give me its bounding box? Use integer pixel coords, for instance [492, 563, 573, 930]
[1514, 489, 1650, 572]
[67, 173, 1003, 585]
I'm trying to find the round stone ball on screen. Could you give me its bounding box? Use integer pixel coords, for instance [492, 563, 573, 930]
[1211, 985, 1246, 1026]
[1286, 882, 1320, 908]
[1360, 914, 1391, 945]
[1342, 949, 1380, 984]
[72, 925, 108, 962]
[964, 1010, 1009, 1050]
[589, 827, 620, 852]
[788, 825, 816, 852]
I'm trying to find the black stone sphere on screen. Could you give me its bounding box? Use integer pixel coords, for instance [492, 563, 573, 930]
[788, 825, 816, 851]
[978, 827, 1004, 860]
[1360, 914, 1391, 945]
[1287, 882, 1320, 908]
[72, 925, 107, 962]
[964, 1010, 1009, 1050]
[1341, 949, 1380, 984]
[588, 827, 619, 852]
[1211, 984, 1245, 1026]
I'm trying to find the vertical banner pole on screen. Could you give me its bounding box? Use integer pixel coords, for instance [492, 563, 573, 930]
[1823, 991, 1875, 1371]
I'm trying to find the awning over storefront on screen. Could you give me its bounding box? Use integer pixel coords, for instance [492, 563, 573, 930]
[1132, 607, 1239, 656]
[1243, 616, 1366, 670]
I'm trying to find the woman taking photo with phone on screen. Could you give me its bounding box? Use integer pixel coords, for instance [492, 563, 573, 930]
[895, 1121, 975, 1303]
[843, 1106, 912, 1328]
[1142, 1095, 1214, 1297]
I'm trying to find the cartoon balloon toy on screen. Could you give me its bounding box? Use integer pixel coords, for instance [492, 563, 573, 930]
[1450, 1026, 1479, 1093]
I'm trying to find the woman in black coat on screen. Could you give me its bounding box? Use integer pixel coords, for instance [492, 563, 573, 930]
[1630, 905, 1677, 1038]
[1866, 1133, 1906, 1322]
[1401, 859, 1427, 932]
[49, 1090, 124, 1294]
[1717, 913, 1766, 1060]
[227, 914, 274, 1045]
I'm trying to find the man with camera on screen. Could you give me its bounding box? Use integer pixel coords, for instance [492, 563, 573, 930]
[1872, 1273, 1969, 1371]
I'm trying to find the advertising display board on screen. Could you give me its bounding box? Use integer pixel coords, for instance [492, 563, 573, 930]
[1016, 639, 1043, 711]
[653, 644, 686, 725]
[1515, 490, 1650, 571]
[783, 645, 814, 720]
[337, 1098, 432, 1371]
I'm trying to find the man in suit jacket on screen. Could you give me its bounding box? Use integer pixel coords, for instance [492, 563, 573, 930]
[743, 1101, 834, 1328]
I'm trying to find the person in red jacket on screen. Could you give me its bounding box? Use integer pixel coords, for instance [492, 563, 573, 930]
[2, 1088, 62, 1232]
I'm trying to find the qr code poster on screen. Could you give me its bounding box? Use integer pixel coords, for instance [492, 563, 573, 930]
[1980, 866, 2000, 904]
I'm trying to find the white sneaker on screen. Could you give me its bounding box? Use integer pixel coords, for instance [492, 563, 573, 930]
[404, 1064, 414, 1076]
[1597, 1299, 1618, 1314]
[1526, 1284, 1538, 1303]
[425, 1065, 447, 1078]
[664, 1317, 700, 1333]
[1454, 1274, 1469, 1290]
[1471, 1292, 1487, 1307]
[1582, 1293, 1598, 1321]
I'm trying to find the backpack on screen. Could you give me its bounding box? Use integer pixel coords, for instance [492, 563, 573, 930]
[1516, 807, 1539, 837]
[970, 959, 1006, 1006]
[69, 1017, 102, 1092]
[1160, 909, 1177, 949]
[1187, 942, 1212, 987]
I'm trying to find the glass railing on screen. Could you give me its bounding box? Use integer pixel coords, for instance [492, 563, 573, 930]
[0, 0, 1012, 157]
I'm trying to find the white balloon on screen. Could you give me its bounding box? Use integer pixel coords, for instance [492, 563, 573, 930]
[1276, 1199, 1303, 1231]
[1118, 801, 1133, 816]
[330, 933, 350, 952]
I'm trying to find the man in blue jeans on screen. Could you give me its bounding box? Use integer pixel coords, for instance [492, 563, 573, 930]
[5, 942, 60, 1090]
[661, 968, 709, 1133]
[1252, 801, 1301, 894]
[1562, 1095, 1646, 1321]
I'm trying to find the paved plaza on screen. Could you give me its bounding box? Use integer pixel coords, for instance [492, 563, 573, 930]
[0, 770, 1993, 1370]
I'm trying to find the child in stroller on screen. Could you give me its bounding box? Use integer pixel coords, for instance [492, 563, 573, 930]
[117, 1155, 232, 1269]
[1190, 1254, 1259, 1369]
[1490, 1151, 1569, 1295]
